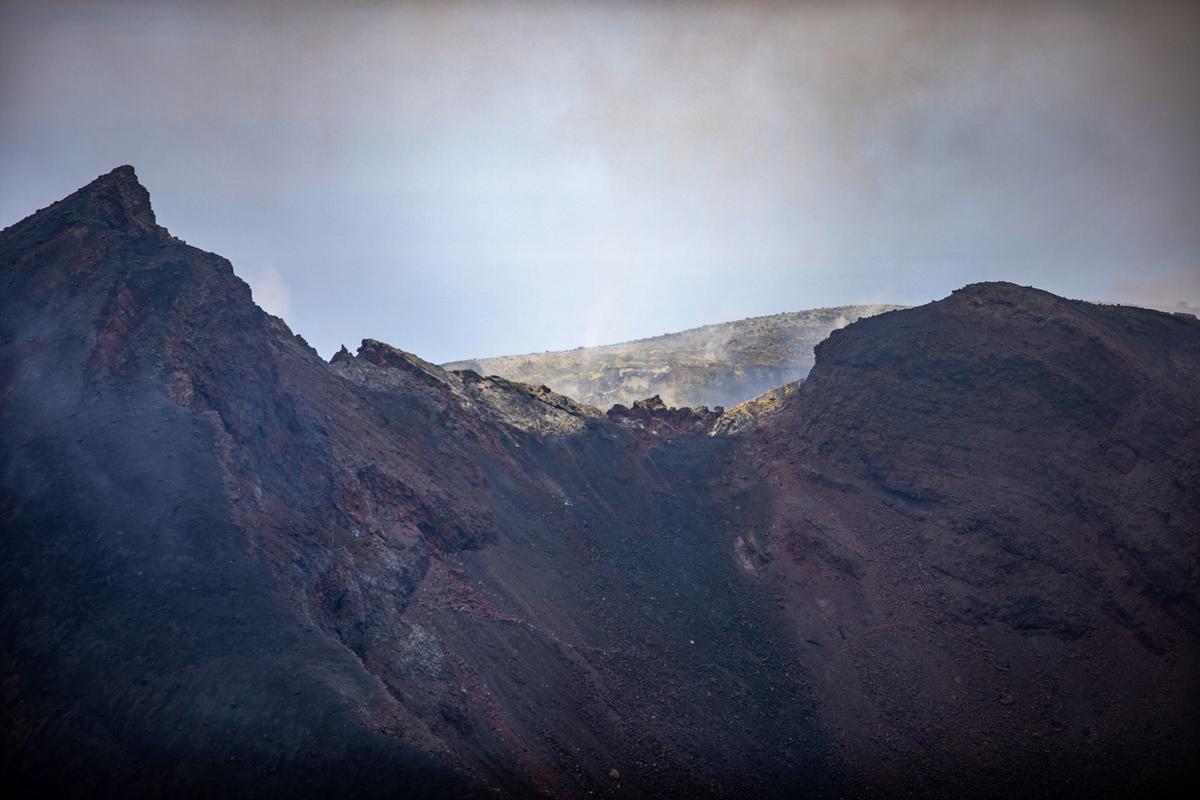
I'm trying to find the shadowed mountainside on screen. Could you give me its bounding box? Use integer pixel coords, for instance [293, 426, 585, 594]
[441, 303, 903, 411]
[2, 168, 1198, 798]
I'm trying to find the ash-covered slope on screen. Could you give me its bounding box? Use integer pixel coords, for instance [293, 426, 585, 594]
[2, 168, 1198, 799]
[442, 303, 903, 410]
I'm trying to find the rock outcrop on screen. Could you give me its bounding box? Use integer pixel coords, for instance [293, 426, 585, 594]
[606, 395, 722, 437]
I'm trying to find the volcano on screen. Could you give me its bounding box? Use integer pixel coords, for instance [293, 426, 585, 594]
[2, 167, 1198, 798]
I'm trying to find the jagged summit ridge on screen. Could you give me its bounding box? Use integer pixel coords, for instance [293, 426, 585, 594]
[330, 337, 603, 436]
[74, 164, 160, 233]
[2, 165, 160, 240]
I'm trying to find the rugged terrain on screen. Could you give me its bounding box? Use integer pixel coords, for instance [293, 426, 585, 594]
[2, 168, 1198, 798]
[442, 303, 902, 410]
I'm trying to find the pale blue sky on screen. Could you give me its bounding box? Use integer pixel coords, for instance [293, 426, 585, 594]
[3, 0, 1197, 362]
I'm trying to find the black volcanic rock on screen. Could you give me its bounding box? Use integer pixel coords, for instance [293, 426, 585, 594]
[607, 394, 723, 436]
[10, 164, 161, 240]
[2, 169, 1198, 799]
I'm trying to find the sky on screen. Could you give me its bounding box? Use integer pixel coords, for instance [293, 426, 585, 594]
[2, 0, 1198, 362]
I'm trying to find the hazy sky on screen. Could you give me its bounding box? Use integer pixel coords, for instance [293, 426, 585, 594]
[2, 0, 1197, 361]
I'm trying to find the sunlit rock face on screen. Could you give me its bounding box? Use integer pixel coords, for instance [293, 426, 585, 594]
[442, 303, 904, 411]
[2, 168, 1198, 798]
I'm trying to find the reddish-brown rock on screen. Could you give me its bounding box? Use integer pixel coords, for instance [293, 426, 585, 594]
[2, 168, 1197, 798]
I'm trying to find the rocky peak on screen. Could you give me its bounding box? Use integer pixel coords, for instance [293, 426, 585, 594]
[52, 165, 161, 235]
[2, 166, 172, 272]
[940, 281, 1070, 316]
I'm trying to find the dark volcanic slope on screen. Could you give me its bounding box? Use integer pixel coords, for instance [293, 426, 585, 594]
[723, 285, 1200, 795]
[2, 168, 1198, 799]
